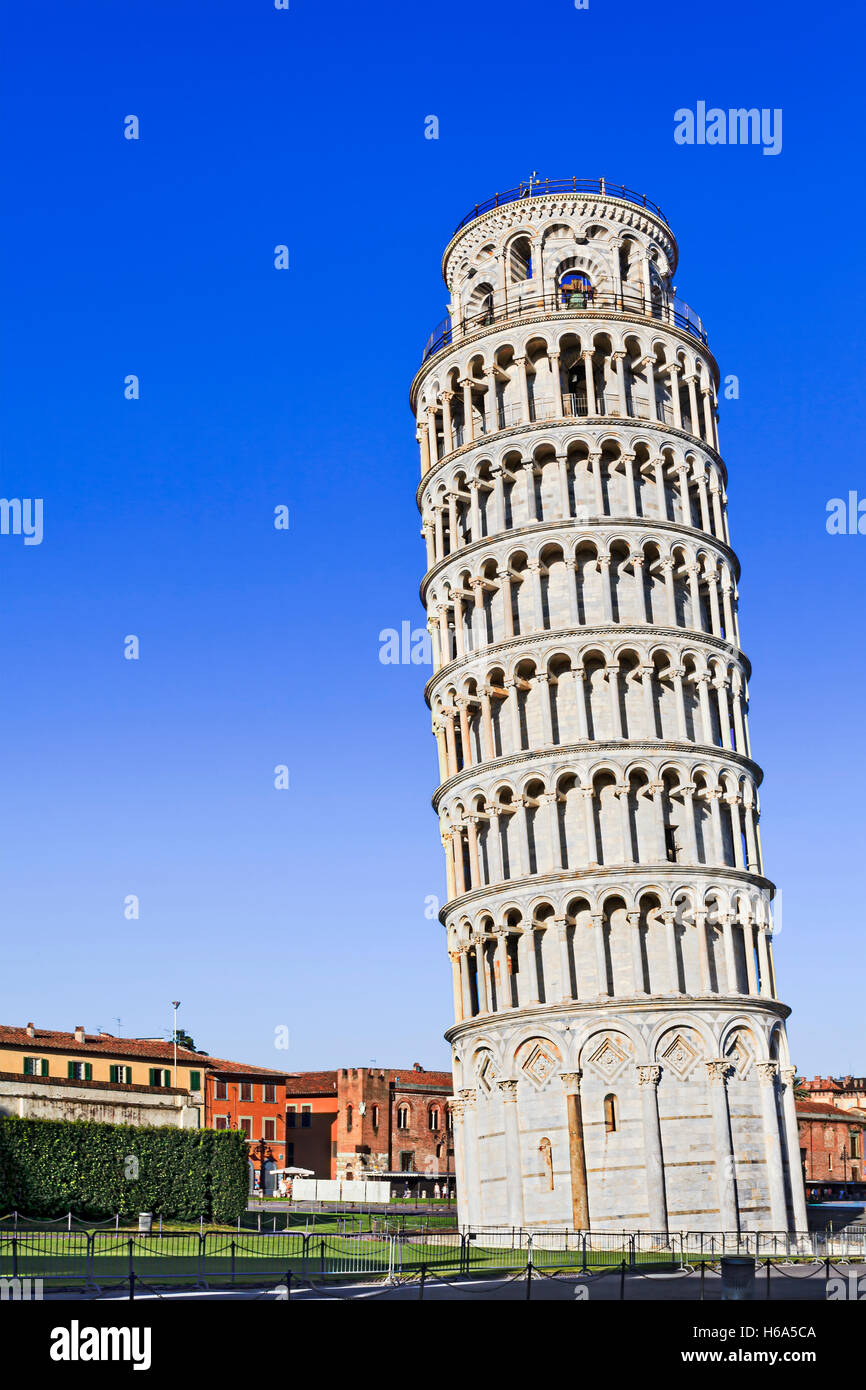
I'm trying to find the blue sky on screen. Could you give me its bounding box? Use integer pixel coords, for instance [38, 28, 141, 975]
[0, 0, 863, 1077]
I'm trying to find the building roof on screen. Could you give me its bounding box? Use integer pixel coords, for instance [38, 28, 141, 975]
[0, 1025, 287, 1079]
[802, 1075, 866, 1091]
[796, 1099, 864, 1120]
[285, 1070, 338, 1096]
[284, 1066, 453, 1096]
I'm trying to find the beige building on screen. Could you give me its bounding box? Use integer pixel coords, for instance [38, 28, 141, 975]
[0, 1023, 205, 1128]
[412, 176, 808, 1234]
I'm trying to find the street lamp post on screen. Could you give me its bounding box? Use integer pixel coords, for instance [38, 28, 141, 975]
[172, 1001, 181, 1087]
[255, 1137, 268, 1197]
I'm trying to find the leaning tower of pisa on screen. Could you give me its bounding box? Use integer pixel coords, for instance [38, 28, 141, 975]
[411, 177, 808, 1236]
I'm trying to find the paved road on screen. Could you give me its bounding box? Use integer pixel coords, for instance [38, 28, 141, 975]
[43, 1261, 863, 1302]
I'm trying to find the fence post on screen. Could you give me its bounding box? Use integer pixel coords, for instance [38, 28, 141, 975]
[419, 1263, 426, 1301]
[700, 1260, 705, 1301]
[11, 1236, 17, 1279]
[230, 1239, 236, 1286]
[129, 1271, 136, 1300]
[68, 1210, 72, 1232]
[766, 1258, 771, 1300]
[319, 1238, 325, 1280]
[525, 1237, 533, 1301]
[620, 1258, 626, 1301]
[198, 1232, 204, 1287]
[87, 1231, 94, 1287]
[629, 1233, 636, 1268]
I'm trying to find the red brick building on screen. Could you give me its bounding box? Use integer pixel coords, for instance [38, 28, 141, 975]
[283, 1064, 455, 1192]
[797, 1100, 866, 1200]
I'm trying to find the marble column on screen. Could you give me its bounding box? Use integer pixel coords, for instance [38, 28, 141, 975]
[498, 1079, 525, 1227]
[637, 1065, 668, 1232]
[756, 1061, 789, 1231]
[705, 1060, 738, 1232]
[459, 1088, 483, 1225]
[560, 1071, 590, 1230]
[780, 1067, 810, 1233]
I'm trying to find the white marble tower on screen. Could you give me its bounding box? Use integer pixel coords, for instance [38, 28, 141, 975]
[411, 177, 807, 1235]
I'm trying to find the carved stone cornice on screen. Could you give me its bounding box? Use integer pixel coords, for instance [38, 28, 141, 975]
[437, 861, 776, 920]
[443, 994, 791, 1046]
[420, 516, 739, 597]
[415, 417, 726, 512]
[425, 623, 750, 705]
[430, 739, 761, 808]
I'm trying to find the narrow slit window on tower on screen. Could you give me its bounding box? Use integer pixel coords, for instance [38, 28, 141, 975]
[604, 1094, 618, 1133]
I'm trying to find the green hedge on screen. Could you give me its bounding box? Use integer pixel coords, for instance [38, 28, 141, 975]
[0, 1116, 249, 1221]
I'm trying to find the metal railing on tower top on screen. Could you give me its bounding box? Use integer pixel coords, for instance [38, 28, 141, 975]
[452, 177, 668, 235]
[421, 287, 707, 363]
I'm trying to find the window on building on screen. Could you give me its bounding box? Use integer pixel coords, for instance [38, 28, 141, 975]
[263, 1118, 276, 1141]
[23, 1057, 49, 1077]
[240, 1082, 254, 1102]
[428, 1108, 440, 1132]
[68, 1061, 93, 1081]
[189, 1071, 201, 1091]
[397, 1105, 410, 1130]
[346, 1104, 353, 1132]
[239, 1117, 252, 1139]
[301, 1105, 312, 1129]
[400, 1151, 415, 1172]
[263, 1084, 276, 1104]
[446, 1109, 453, 1132]
[148, 1068, 170, 1088]
[215, 1116, 230, 1131]
[287, 1142, 295, 1165]
[109, 1065, 133, 1084]
[851, 1132, 861, 1158]
[287, 1106, 296, 1128]
[604, 1094, 618, 1133]
[371, 1104, 379, 1129]
[215, 1080, 228, 1100]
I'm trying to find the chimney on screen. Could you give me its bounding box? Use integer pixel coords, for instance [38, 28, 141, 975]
[74, 1025, 85, 1043]
[26, 1022, 35, 1038]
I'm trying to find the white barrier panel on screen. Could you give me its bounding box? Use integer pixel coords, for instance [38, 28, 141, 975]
[340, 1180, 366, 1202]
[288, 1176, 392, 1203]
[290, 1178, 319, 1201]
[363, 1181, 391, 1204]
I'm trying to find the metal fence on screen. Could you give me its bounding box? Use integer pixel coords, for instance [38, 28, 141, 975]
[2, 1226, 864, 1292]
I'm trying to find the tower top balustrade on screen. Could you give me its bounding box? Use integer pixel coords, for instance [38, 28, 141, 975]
[451, 177, 669, 236]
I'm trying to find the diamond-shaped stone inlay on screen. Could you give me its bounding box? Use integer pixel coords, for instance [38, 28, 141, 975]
[725, 1036, 753, 1079]
[476, 1052, 497, 1092]
[660, 1032, 700, 1080]
[521, 1044, 557, 1089]
[587, 1037, 628, 1081]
